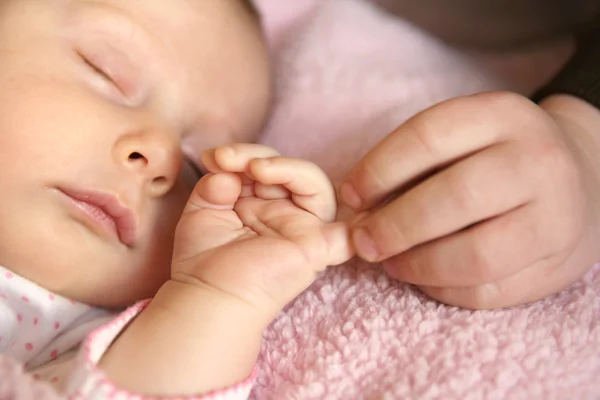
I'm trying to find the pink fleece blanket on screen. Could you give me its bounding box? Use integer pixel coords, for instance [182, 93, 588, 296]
[252, 0, 600, 398]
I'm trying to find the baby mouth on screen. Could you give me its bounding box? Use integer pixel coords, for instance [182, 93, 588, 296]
[57, 188, 137, 247]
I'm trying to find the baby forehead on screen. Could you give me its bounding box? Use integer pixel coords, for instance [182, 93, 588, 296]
[64, 0, 267, 139]
[66, 1, 264, 87]
[107, 0, 260, 68]
[90, 1, 214, 38]
[117, 0, 257, 30]
[67, 0, 254, 39]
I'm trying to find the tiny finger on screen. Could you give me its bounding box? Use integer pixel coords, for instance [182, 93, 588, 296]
[213, 144, 280, 172]
[250, 157, 336, 222]
[254, 183, 291, 200]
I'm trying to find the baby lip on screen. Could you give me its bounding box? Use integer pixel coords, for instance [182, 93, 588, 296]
[59, 188, 137, 247]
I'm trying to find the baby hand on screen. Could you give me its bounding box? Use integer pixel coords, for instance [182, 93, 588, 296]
[171, 144, 353, 322]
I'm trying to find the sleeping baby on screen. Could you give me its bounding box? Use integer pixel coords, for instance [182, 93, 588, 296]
[0, 0, 352, 398]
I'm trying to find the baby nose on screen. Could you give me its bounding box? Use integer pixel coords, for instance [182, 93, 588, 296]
[115, 131, 181, 197]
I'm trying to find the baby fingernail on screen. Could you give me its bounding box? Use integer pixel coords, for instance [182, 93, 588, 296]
[254, 158, 271, 166]
[353, 228, 379, 262]
[221, 146, 236, 157]
[340, 183, 362, 210]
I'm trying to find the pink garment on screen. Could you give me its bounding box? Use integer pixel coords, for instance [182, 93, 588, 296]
[0, 268, 253, 400]
[0, 266, 114, 388]
[65, 300, 254, 400]
[251, 0, 600, 398]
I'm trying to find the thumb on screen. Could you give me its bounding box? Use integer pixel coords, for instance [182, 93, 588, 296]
[173, 173, 243, 263]
[182, 172, 242, 215]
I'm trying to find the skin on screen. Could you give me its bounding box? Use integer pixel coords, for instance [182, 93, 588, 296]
[342, 0, 600, 310]
[0, 1, 352, 394]
[0, 0, 270, 308]
[101, 144, 352, 395]
[341, 92, 600, 309]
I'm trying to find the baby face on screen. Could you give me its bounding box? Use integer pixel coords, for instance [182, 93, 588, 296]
[0, 0, 270, 307]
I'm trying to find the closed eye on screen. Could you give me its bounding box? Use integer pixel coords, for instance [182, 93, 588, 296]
[78, 50, 125, 97]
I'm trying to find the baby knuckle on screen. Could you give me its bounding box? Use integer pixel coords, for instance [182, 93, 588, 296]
[306, 162, 324, 177]
[315, 201, 336, 223]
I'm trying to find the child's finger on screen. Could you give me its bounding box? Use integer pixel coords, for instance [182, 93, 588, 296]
[249, 157, 336, 222]
[182, 172, 242, 215]
[201, 147, 256, 185]
[210, 144, 281, 172]
[253, 183, 290, 200]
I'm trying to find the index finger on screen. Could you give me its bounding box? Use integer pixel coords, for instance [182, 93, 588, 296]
[340, 92, 536, 211]
[249, 157, 337, 222]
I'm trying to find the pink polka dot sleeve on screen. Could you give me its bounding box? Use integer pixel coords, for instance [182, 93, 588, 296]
[62, 300, 256, 400]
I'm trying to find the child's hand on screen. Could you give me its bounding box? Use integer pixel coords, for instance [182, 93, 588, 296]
[101, 146, 352, 397]
[341, 92, 600, 309]
[172, 144, 353, 322]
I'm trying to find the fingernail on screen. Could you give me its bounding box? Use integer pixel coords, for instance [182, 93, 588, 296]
[353, 228, 380, 262]
[223, 146, 236, 157]
[340, 183, 362, 210]
[253, 158, 271, 166]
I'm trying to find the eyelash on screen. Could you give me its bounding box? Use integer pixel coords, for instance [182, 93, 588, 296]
[78, 51, 125, 97]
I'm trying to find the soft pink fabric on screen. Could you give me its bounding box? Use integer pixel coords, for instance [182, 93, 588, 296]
[0, 358, 61, 400]
[65, 300, 254, 400]
[0, 297, 253, 400]
[253, 0, 600, 398]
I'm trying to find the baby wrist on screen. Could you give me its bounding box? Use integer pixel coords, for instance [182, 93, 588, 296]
[99, 280, 264, 396]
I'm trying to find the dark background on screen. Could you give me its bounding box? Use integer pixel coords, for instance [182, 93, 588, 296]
[372, 0, 600, 49]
